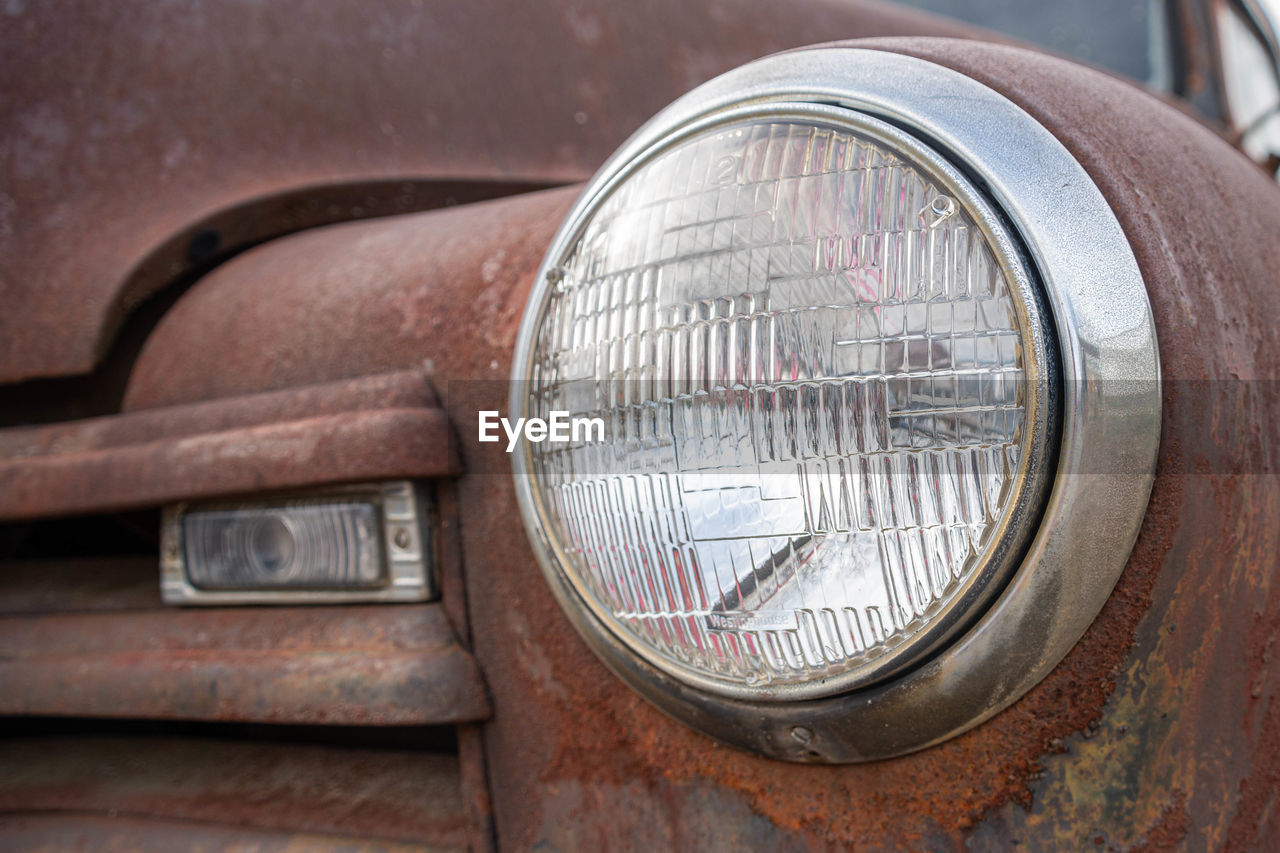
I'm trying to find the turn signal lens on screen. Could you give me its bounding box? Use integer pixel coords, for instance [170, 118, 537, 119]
[161, 481, 433, 604]
[182, 502, 382, 590]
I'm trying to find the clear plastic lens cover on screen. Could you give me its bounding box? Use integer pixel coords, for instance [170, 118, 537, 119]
[183, 500, 384, 590]
[520, 113, 1048, 698]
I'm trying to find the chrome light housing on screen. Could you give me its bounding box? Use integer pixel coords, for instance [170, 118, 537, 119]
[511, 47, 1160, 761]
[162, 481, 433, 605]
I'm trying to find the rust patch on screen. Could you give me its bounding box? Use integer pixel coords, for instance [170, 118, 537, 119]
[0, 372, 455, 520]
[0, 738, 471, 846]
[0, 814, 449, 853]
[1129, 792, 1191, 853]
[1223, 692, 1280, 850]
[0, 604, 490, 726]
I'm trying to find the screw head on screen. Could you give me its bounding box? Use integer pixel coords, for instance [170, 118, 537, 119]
[927, 194, 956, 226]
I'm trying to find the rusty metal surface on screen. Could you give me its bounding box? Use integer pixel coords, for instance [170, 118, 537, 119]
[0, 371, 456, 521]
[435, 480, 497, 852]
[114, 36, 1280, 850]
[0, 179, 557, 430]
[0, 814, 456, 853]
[0, 409, 452, 520]
[0, 604, 491, 726]
[859, 37, 1280, 850]
[0, 557, 160, 614]
[0, 0, 985, 385]
[0, 370, 436, 455]
[0, 737, 471, 847]
[121, 189, 581, 411]
[455, 725, 497, 853]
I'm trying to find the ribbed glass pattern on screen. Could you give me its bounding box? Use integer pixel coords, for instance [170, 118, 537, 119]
[527, 119, 1028, 691]
[184, 501, 383, 589]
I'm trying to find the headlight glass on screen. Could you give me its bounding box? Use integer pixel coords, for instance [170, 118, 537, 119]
[517, 107, 1054, 700]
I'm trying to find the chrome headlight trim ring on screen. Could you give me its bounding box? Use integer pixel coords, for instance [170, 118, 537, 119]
[510, 46, 1160, 762]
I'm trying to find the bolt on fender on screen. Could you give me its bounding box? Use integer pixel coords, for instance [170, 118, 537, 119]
[479, 410, 605, 453]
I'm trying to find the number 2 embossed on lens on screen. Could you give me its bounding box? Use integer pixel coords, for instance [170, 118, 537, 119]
[713, 154, 738, 184]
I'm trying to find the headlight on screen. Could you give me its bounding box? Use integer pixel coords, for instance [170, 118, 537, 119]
[512, 47, 1159, 760]
[517, 105, 1055, 700]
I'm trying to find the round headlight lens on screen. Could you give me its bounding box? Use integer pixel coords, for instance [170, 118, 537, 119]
[516, 106, 1055, 700]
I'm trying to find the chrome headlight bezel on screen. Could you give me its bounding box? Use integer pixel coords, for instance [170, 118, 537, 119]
[511, 46, 1160, 762]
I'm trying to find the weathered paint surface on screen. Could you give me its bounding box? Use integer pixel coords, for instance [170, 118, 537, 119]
[0, 557, 161, 614]
[0, 814, 456, 853]
[0, 371, 456, 520]
[0, 370, 438, 455]
[0, 604, 490, 726]
[0, 738, 472, 848]
[117, 37, 1280, 849]
[0, 0, 978, 384]
[861, 39, 1280, 852]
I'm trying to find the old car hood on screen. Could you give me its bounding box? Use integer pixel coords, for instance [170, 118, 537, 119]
[0, 0, 976, 385]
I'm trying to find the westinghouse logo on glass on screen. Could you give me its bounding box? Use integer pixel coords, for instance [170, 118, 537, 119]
[479, 410, 605, 453]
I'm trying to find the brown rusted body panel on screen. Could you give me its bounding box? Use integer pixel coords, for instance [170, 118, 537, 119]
[0, 604, 490, 726]
[122, 189, 579, 411]
[865, 38, 1280, 851]
[0, 0, 980, 386]
[114, 38, 1280, 849]
[0, 372, 456, 520]
[0, 815, 455, 853]
[0, 370, 437, 456]
[0, 557, 161, 615]
[0, 814, 457, 853]
[0, 738, 471, 847]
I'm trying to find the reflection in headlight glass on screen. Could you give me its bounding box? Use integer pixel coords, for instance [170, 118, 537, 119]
[525, 118, 1032, 693]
